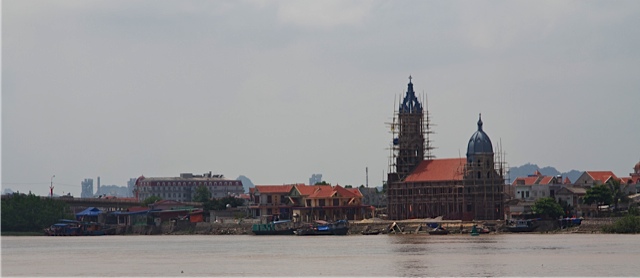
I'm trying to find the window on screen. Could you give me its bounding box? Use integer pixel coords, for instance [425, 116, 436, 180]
[319, 199, 326, 206]
[267, 195, 272, 203]
[333, 199, 339, 206]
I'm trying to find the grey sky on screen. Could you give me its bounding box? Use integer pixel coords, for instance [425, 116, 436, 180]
[3, 0, 640, 196]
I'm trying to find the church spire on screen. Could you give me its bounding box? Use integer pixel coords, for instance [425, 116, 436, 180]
[477, 113, 483, 131]
[400, 75, 421, 113]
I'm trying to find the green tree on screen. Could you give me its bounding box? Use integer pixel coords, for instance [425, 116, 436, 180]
[142, 195, 162, 207]
[314, 181, 329, 185]
[602, 214, 640, 233]
[345, 185, 353, 188]
[558, 199, 574, 217]
[607, 179, 630, 211]
[1, 193, 71, 232]
[532, 197, 564, 219]
[193, 185, 211, 203]
[584, 184, 613, 214]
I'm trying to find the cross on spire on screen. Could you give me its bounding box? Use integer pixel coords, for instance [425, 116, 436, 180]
[409, 75, 412, 83]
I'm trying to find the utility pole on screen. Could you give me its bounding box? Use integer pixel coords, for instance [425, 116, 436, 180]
[50, 175, 55, 198]
[366, 167, 369, 188]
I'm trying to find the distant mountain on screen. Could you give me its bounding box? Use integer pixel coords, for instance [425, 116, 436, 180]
[237, 175, 254, 193]
[508, 163, 582, 184]
[2, 188, 14, 195]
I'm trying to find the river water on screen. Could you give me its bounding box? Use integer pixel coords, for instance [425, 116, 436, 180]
[2, 234, 638, 277]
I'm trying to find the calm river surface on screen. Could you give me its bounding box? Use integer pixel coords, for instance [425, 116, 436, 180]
[2, 234, 639, 277]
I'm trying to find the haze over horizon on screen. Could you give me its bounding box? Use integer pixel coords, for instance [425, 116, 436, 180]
[3, 1, 640, 196]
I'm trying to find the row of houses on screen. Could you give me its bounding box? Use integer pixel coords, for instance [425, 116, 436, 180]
[248, 184, 371, 222]
[506, 161, 640, 218]
[126, 161, 640, 223]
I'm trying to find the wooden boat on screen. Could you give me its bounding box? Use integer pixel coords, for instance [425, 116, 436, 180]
[361, 229, 381, 235]
[44, 220, 82, 236]
[507, 219, 538, 233]
[44, 220, 114, 236]
[295, 220, 349, 235]
[252, 220, 296, 235]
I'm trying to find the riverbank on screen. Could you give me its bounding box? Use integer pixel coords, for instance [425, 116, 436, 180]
[161, 217, 620, 235]
[12, 217, 628, 236]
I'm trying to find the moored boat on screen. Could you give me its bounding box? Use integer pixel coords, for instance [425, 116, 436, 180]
[252, 220, 296, 235]
[361, 229, 381, 235]
[507, 219, 538, 233]
[44, 219, 114, 236]
[44, 220, 82, 236]
[295, 220, 349, 235]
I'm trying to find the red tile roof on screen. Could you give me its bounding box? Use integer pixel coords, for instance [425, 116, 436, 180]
[564, 177, 572, 184]
[333, 185, 360, 198]
[294, 184, 332, 196]
[254, 185, 294, 194]
[538, 176, 553, 185]
[346, 188, 363, 197]
[404, 158, 466, 182]
[512, 176, 540, 186]
[308, 185, 337, 198]
[586, 171, 619, 183]
[291, 184, 361, 199]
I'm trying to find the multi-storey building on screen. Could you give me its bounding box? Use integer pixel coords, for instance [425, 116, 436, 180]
[81, 178, 94, 198]
[249, 184, 367, 222]
[135, 172, 244, 202]
[387, 77, 506, 221]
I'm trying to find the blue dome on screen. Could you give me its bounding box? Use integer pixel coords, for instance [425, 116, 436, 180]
[466, 114, 493, 157]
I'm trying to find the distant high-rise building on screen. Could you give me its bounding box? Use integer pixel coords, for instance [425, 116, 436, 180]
[127, 178, 137, 197]
[81, 178, 94, 198]
[309, 174, 323, 185]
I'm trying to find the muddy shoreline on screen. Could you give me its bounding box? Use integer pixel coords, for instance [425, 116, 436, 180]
[134, 217, 618, 235]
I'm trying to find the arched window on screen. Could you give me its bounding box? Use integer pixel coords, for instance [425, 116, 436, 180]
[477, 171, 481, 179]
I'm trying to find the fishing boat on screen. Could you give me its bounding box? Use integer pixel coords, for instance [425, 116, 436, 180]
[44, 219, 114, 236]
[252, 220, 296, 235]
[507, 219, 538, 233]
[295, 220, 349, 235]
[44, 220, 82, 236]
[361, 227, 381, 235]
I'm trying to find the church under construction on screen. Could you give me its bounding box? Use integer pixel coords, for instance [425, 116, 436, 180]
[387, 77, 506, 221]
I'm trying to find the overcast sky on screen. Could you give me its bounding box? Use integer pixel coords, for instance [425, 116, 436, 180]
[3, 0, 640, 196]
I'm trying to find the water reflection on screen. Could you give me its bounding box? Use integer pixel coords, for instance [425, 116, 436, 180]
[2, 234, 639, 277]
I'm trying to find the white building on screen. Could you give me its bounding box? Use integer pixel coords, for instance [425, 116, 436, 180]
[135, 172, 244, 202]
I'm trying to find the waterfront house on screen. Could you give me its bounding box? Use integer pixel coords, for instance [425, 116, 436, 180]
[574, 171, 619, 188]
[249, 184, 368, 222]
[249, 184, 295, 219]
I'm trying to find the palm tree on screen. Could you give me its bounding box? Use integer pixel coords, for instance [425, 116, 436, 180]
[607, 179, 630, 211]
